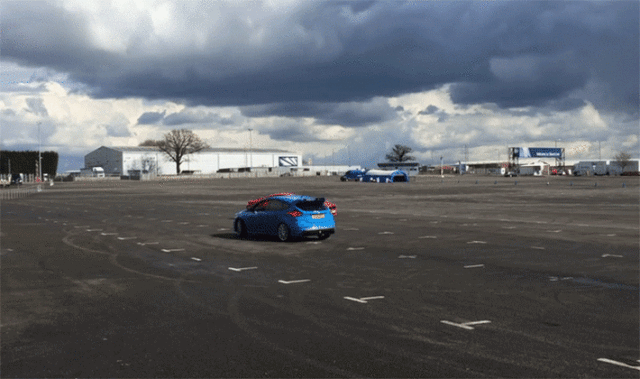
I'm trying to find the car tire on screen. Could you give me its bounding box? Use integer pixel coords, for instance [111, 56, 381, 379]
[318, 231, 331, 240]
[235, 219, 247, 238]
[277, 223, 290, 242]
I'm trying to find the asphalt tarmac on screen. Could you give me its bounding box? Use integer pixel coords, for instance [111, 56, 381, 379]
[2, 175, 638, 378]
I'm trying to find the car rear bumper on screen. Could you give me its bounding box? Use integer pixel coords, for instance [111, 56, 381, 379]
[301, 228, 335, 237]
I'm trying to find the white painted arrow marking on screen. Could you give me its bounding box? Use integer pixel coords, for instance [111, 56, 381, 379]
[229, 267, 258, 272]
[464, 264, 485, 269]
[117, 237, 137, 240]
[441, 320, 491, 330]
[597, 358, 640, 371]
[602, 254, 623, 258]
[344, 296, 384, 303]
[161, 249, 185, 253]
[278, 279, 311, 284]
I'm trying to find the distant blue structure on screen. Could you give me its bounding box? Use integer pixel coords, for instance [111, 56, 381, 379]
[361, 169, 409, 183]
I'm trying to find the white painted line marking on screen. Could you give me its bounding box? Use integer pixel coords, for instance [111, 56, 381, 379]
[441, 320, 491, 330]
[549, 277, 558, 281]
[197, 225, 208, 227]
[561, 277, 573, 280]
[531, 246, 545, 250]
[229, 267, 258, 272]
[306, 241, 322, 245]
[86, 229, 103, 232]
[606, 234, 616, 237]
[278, 279, 311, 284]
[419, 236, 437, 239]
[73, 225, 89, 229]
[161, 249, 185, 253]
[597, 358, 640, 371]
[547, 229, 562, 233]
[191, 257, 201, 261]
[467, 241, 487, 244]
[101, 232, 118, 236]
[430, 221, 440, 224]
[218, 228, 229, 231]
[502, 226, 516, 229]
[398, 255, 417, 259]
[343, 228, 359, 231]
[344, 296, 384, 303]
[344, 296, 368, 303]
[602, 254, 623, 258]
[178, 222, 190, 225]
[378, 231, 394, 235]
[161, 220, 173, 223]
[360, 296, 385, 301]
[137, 242, 159, 246]
[198, 213, 210, 216]
[441, 321, 473, 330]
[464, 264, 485, 269]
[346, 247, 365, 251]
[117, 237, 137, 240]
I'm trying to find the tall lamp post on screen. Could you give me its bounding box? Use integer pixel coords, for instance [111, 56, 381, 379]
[248, 128, 253, 170]
[38, 122, 42, 181]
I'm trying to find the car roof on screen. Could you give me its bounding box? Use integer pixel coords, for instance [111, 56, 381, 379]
[267, 194, 318, 203]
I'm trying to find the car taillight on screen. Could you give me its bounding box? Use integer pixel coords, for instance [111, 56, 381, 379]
[288, 210, 302, 217]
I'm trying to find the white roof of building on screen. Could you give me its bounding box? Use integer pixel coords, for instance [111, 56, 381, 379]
[102, 146, 293, 153]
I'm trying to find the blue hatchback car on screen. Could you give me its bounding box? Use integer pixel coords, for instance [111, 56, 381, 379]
[234, 194, 336, 241]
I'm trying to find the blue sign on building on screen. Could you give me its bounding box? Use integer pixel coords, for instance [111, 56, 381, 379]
[513, 147, 563, 158]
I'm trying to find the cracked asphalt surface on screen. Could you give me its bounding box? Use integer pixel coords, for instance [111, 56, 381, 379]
[2, 175, 638, 377]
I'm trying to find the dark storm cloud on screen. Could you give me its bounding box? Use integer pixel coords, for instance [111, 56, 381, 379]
[2, 1, 638, 115]
[137, 111, 166, 125]
[241, 98, 398, 126]
[137, 109, 235, 126]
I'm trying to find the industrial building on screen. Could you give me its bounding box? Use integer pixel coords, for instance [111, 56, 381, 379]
[84, 146, 302, 176]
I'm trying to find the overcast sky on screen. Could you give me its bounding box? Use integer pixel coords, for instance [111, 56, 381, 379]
[1, 0, 638, 172]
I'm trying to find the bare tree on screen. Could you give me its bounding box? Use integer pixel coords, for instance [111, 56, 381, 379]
[385, 144, 415, 162]
[157, 129, 208, 174]
[613, 151, 632, 174]
[139, 139, 160, 147]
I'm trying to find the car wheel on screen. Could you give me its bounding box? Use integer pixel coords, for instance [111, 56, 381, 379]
[277, 223, 290, 242]
[318, 231, 331, 240]
[235, 219, 247, 238]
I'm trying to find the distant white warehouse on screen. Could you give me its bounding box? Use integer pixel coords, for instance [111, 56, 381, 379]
[84, 146, 302, 176]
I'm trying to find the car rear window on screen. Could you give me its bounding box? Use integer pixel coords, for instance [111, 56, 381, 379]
[295, 198, 326, 211]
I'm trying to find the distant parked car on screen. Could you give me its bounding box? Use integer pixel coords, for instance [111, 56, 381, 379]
[504, 171, 517, 177]
[340, 169, 365, 181]
[11, 174, 23, 185]
[235, 194, 336, 241]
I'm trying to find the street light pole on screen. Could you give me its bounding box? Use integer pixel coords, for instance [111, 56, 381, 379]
[38, 122, 42, 181]
[248, 128, 253, 170]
